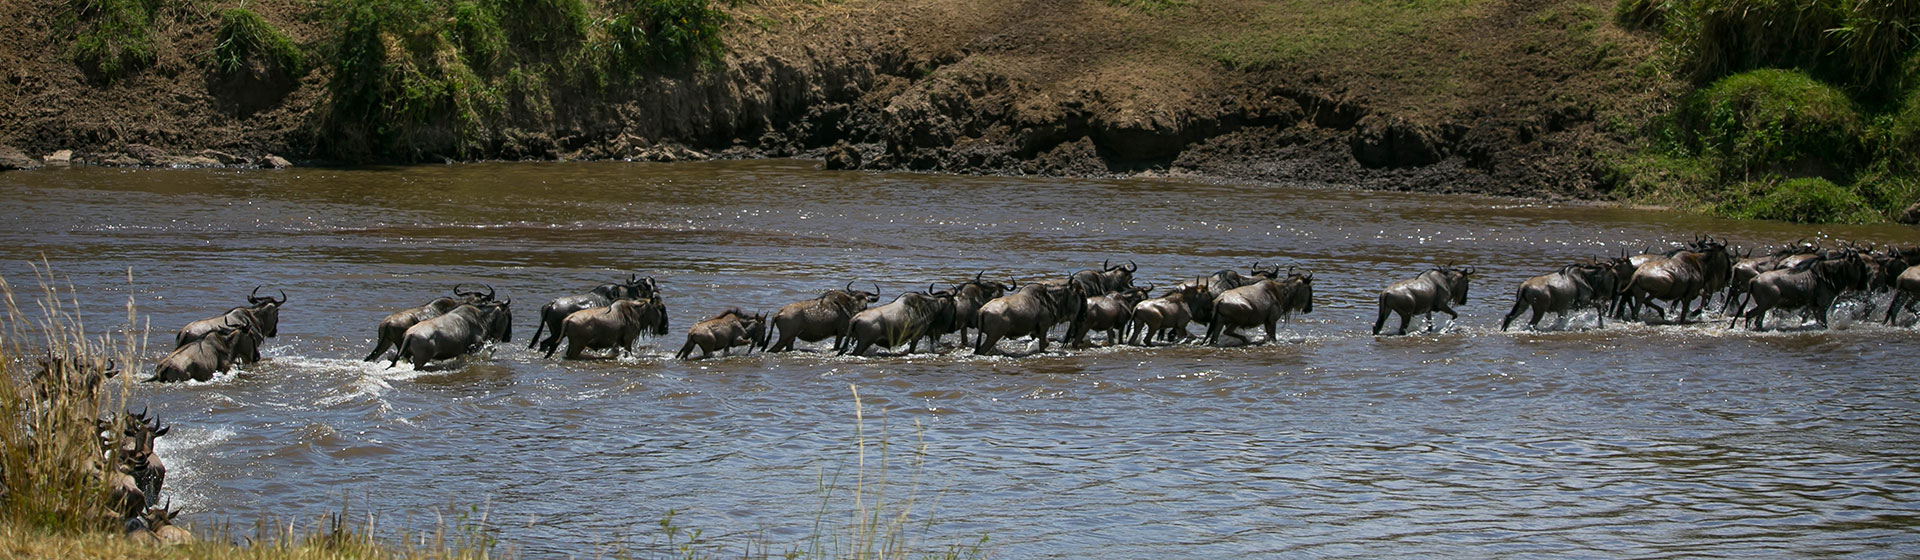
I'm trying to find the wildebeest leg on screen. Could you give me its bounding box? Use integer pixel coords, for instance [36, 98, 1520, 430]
[1502, 298, 1530, 331]
[1396, 312, 1412, 336]
[1373, 307, 1392, 335]
[1889, 292, 1911, 324]
[364, 336, 394, 362]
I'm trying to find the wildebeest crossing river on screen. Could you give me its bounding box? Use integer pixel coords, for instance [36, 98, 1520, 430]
[2, 160, 1917, 557]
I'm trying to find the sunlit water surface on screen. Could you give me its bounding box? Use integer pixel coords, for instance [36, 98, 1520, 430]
[2, 161, 1917, 558]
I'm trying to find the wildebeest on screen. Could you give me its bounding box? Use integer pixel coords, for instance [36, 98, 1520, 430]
[1501, 263, 1617, 331]
[764, 282, 881, 353]
[1885, 265, 1920, 326]
[1621, 239, 1729, 323]
[363, 284, 492, 361]
[175, 286, 285, 349]
[1373, 265, 1474, 336]
[1069, 260, 1137, 297]
[951, 272, 1012, 347]
[1181, 263, 1281, 295]
[843, 286, 960, 356]
[128, 502, 193, 545]
[545, 297, 670, 359]
[676, 308, 769, 360]
[974, 281, 1087, 356]
[1072, 285, 1153, 347]
[1729, 251, 1867, 330]
[152, 321, 259, 382]
[1205, 272, 1312, 346]
[116, 411, 169, 507]
[390, 299, 513, 369]
[1129, 283, 1213, 346]
[530, 275, 655, 353]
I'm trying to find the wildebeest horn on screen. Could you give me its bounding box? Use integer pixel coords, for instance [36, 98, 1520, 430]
[249, 285, 265, 303]
[928, 283, 939, 294]
[1462, 265, 1476, 275]
[1103, 258, 1114, 271]
[1125, 260, 1137, 273]
[873, 283, 881, 296]
[846, 280, 856, 293]
[975, 270, 985, 283]
[1252, 261, 1263, 272]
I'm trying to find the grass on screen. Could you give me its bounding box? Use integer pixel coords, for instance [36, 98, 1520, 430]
[64, 0, 161, 80]
[1684, 68, 1862, 176]
[1202, 0, 1490, 72]
[211, 7, 305, 78]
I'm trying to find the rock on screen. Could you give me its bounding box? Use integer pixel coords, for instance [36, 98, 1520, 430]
[0, 146, 40, 171]
[261, 155, 292, 169]
[1901, 202, 1920, 225]
[99, 153, 143, 167]
[44, 150, 72, 166]
[823, 142, 862, 170]
[123, 144, 168, 165]
[164, 156, 222, 168]
[198, 149, 245, 165]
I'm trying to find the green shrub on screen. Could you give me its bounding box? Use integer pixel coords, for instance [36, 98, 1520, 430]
[322, 0, 502, 158]
[212, 7, 304, 77]
[1686, 69, 1862, 176]
[502, 0, 589, 49]
[597, 0, 728, 74]
[1718, 176, 1878, 223]
[1613, 0, 1669, 32]
[1827, 0, 1920, 95]
[1667, 0, 1849, 82]
[447, 0, 508, 70]
[65, 0, 159, 79]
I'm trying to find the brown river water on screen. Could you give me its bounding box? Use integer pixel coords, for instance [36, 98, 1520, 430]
[3, 160, 1918, 558]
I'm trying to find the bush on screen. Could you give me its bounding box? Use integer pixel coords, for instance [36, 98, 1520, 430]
[1686, 69, 1862, 176]
[597, 0, 729, 74]
[1718, 176, 1878, 223]
[1667, 0, 1849, 82]
[212, 7, 305, 77]
[65, 0, 159, 79]
[322, 0, 502, 158]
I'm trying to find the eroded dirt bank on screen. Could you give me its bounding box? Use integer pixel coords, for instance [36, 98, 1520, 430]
[0, 0, 1659, 200]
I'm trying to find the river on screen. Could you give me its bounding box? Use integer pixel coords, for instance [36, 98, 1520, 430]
[2, 160, 1917, 558]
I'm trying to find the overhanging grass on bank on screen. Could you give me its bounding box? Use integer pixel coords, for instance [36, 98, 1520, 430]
[1610, 0, 1920, 223]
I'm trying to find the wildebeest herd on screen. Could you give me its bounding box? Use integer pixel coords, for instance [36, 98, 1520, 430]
[149, 238, 1920, 379]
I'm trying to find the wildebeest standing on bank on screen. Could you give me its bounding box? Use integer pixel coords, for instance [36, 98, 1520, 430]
[1501, 262, 1617, 331]
[1205, 272, 1313, 346]
[546, 297, 670, 359]
[974, 281, 1087, 356]
[363, 284, 492, 361]
[1129, 283, 1213, 346]
[842, 286, 960, 356]
[175, 286, 285, 357]
[1373, 265, 1474, 336]
[1621, 238, 1730, 323]
[390, 299, 513, 370]
[764, 282, 880, 353]
[677, 308, 768, 359]
[530, 275, 656, 353]
[152, 320, 260, 382]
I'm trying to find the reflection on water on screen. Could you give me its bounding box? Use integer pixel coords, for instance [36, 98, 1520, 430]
[2, 160, 1918, 558]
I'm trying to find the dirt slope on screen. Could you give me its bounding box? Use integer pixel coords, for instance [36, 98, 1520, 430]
[0, 0, 1667, 199]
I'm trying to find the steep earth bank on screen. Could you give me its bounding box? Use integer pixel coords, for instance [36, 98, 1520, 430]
[0, 0, 1662, 201]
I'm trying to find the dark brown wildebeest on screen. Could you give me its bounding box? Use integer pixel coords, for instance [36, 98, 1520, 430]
[530, 275, 654, 352]
[1068, 260, 1137, 297]
[1071, 285, 1154, 347]
[152, 321, 259, 382]
[1885, 265, 1920, 326]
[677, 308, 769, 360]
[1129, 283, 1213, 346]
[974, 281, 1087, 356]
[765, 282, 881, 353]
[390, 299, 513, 370]
[1729, 251, 1868, 330]
[175, 286, 285, 349]
[1501, 263, 1617, 331]
[842, 286, 959, 356]
[1205, 272, 1313, 346]
[1621, 238, 1729, 323]
[1373, 265, 1474, 336]
[951, 272, 1012, 347]
[363, 284, 493, 361]
[546, 297, 670, 359]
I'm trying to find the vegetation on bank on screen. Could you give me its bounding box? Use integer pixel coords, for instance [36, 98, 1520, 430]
[1610, 0, 1920, 223]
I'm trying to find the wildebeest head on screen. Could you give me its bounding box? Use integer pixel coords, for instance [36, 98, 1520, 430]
[840, 281, 882, 307]
[1286, 270, 1315, 314]
[483, 298, 513, 342]
[453, 283, 497, 304]
[1436, 264, 1474, 305]
[244, 286, 286, 337]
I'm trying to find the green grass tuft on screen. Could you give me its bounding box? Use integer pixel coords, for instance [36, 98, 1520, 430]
[1684, 68, 1862, 177]
[212, 7, 305, 77]
[1716, 176, 1881, 223]
[64, 0, 160, 80]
